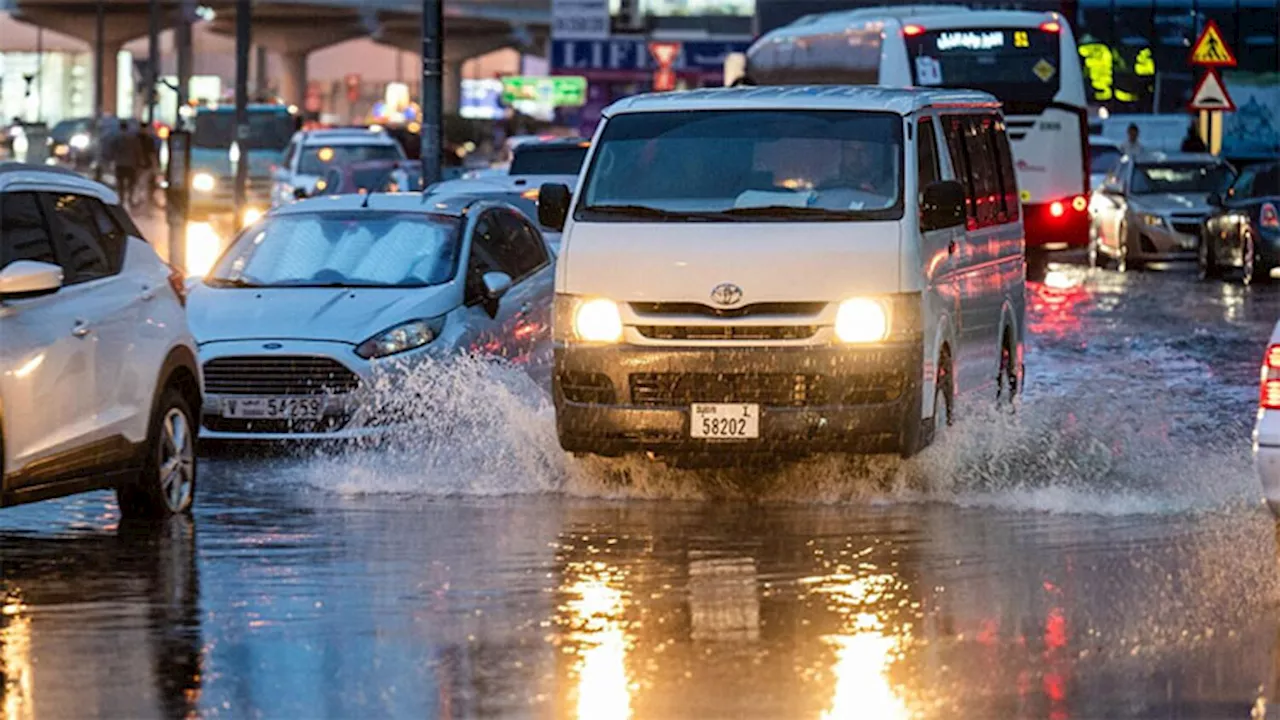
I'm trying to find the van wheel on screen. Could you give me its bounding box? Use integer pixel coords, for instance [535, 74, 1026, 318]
[118, 388, 197, 519]
[996, 341, 1018, 410]
[901, 353, 953, 458]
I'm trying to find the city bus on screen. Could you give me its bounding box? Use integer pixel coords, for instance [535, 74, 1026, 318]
[730, 7, 1090, 255]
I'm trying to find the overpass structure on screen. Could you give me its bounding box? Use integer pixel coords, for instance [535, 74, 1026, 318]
[5, 0, 551, 114]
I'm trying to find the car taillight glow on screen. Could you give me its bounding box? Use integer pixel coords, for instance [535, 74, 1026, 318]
[1071, 195, 1088, 212]
[1262, 344, 1280, 409]
[1262, 202, 1279, 230]
[903, 23, 925, 36]
[1050, 201, 1066, 218]
[1040, 21, 1061, 32]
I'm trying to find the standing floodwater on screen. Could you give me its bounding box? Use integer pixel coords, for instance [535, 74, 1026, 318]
[2, 266, 1278, 718]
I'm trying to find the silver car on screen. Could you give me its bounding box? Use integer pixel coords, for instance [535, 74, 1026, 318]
[186, 193, 554, 441]
[1088, 152, 1235, 270]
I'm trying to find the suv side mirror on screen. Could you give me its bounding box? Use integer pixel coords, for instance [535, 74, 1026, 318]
[921, 180, 967, 232]
[0, 260, 63, 301]
[538, 183, 571, 231]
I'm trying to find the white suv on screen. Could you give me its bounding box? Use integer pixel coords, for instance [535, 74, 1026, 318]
[272, 127, 407, 205]
[0, 163, 202, 517]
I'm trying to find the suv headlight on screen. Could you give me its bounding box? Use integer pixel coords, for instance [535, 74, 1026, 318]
[836, 298, 890, 344]
[1139, 213, 1167, 229]
[356, 320, 438, 359]
[572, 298, 624, 343]
[192, 172, 216, 193]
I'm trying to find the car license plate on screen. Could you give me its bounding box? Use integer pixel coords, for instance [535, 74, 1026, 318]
[222, 397, 324, 420]
[691, 403, 760, 440]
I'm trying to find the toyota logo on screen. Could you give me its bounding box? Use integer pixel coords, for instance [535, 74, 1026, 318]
[710, 283, 744, 307]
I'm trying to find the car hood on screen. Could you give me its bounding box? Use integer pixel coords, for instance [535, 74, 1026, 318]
[187, 283, 461, 345]
[1130, 193, 1213, 215]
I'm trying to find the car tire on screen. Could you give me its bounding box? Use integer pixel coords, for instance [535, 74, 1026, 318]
[1242, 229, 1269, 286]
[1087, 226, 1111, 270]
[1198, 231, 1221, 280]
[901, 351, 953, 458]
[117, 387, 197, 519]
[996, 340, 1019, 410]
[1116, 221, 1139, 273]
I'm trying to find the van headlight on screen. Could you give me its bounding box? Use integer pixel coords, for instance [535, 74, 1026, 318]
[835, 298, 890, 344]
[356, 320, 438, 359]
[192, 172, 216, 193]
[573, 298, 623, 343]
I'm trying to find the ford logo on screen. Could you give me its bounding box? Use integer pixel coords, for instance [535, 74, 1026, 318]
[263, 343, 283, 350]
[710, 283, 744, 307]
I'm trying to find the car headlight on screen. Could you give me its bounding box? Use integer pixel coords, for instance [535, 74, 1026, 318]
[835, 298, 890, 344]
[1139, 213, 1167, 229]
[573, 298, 623, 343]
[356, 320, 437, 359]
[69, 133, 90, 150]
[192, 172, 216, 193]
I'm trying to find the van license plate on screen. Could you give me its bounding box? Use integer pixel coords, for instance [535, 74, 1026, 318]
[691, 404, 759, 439]
[223, 397, 324, 420]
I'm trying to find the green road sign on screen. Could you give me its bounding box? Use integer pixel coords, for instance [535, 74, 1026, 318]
[501, 76, 588, 108]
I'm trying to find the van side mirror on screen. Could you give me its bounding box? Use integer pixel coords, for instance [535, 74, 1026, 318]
[0, 260, 63, 301]
[538, 183, 572, 231]
[1207, 191, 1224, 207]
[921, 180, 967, 232]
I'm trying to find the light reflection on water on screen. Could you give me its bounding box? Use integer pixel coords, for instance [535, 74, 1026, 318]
[1, 593, 33, 720]
[562, 561, 633, 720]
[810, 572, 911, 720]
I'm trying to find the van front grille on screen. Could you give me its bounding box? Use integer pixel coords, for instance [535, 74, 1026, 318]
[629, 372, 906, 408]
[636, 326, 818, 341]
[629, 302, 826, 319]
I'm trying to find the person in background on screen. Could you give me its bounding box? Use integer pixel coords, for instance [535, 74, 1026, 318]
[137, 124, 160, 209]
[1181, 121, 1208, 153]
[1120, 123, 1145, 158]
[109, 120, 141, 209]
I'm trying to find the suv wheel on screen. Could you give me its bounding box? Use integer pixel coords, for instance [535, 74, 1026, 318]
[118, 388, 196, 518]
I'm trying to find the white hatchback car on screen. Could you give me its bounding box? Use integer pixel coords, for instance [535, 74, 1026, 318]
[0, 163, 201, 516]
[272, 127, 407, 206]
[1254, 323, 1280, 516]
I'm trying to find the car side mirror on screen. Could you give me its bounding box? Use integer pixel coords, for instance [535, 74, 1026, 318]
[1207, 191, 1224, 207]
[294, 186, 310, 200]
[483, 271, 513, 301]
[538, 183, 572, 232]
[0, 260, 63, 301]
[921, 180, 967, 232]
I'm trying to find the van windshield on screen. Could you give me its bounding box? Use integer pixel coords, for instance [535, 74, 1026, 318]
[577, 110, 903, 223]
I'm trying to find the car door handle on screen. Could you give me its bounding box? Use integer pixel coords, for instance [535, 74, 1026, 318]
[72, 320, 92, 338]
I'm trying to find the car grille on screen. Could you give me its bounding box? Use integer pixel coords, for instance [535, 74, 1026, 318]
[636, 325, 819, 341]
[203, 356, 361, 396]
[629, 372, 905, 408]
[202, 415, 353, 434]
[560, 371, 617, 405]
[630, 302, 826, 319]
[1171, 220, 1202, 236]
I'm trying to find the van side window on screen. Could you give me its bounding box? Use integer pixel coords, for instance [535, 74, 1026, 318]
[990, 117, 1020, 221]
[942, 116, 976, 227]
[962, 117, 999, 227]
[917, 118, 940, 198]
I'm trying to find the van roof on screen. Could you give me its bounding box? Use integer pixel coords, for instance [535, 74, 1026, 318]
[768, 5, 1060, 39]
[605, 86, 999, 117]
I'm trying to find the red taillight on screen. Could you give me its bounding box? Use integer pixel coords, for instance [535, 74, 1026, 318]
[1049, 201, 1066, 218]
[1261, 345, 1280, 408]
[167, 265, 186, 307]
[903, 23, 925, 36]
[1262, 202, 1279, 230]
[1040, 21, 1061, 32]
[1071, 195, 1088, 212]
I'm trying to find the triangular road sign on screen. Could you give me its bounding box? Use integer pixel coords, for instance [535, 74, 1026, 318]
[1189, 70, 1236, 112]
[1190, 20, 1237, 67]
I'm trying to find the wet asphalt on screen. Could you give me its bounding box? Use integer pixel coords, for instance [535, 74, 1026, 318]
[2, 261, 1279, 719]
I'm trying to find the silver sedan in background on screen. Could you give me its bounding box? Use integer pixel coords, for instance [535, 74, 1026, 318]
[1088, 152, 1235, 271]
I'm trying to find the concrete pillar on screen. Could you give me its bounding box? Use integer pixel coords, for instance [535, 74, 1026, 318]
[280, 51, 308, 108]
[100, 44, 121, 116]
[443, 59, 464, 115]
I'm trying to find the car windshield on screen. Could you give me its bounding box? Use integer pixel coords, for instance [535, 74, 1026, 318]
[1091, 145, 1122, 176]
[207, 211, 461, 288]
[509, 145, 588, 176]
[300, 144, 403, 176]
[1131, 162, 1234, 194]
[351, 165, 424, 193]
[194, 110, 294, 150]
[578, 110, 903, 222]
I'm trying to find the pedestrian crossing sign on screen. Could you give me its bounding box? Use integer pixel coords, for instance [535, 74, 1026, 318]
[1189, 21, 1237, 67]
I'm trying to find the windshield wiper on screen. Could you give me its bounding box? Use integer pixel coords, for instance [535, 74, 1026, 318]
[206, 276, 260, 288]
[578, 204, 705, 221]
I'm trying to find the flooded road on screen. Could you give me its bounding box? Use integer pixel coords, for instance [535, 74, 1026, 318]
[3, 265, 1280, 719]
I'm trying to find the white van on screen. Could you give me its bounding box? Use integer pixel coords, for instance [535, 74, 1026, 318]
[537, 86, 1025, 459]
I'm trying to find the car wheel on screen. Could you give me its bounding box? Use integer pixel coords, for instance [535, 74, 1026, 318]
[996, 340, 1018, 410]
[1116, 221, 1136, 272]
[1242, 229, 1269, 286]
[901, 351, 953, 458]
[118, 388, 197, 519]
[1198, 231, 1221, 280]
[1088, 228, 1108, 269]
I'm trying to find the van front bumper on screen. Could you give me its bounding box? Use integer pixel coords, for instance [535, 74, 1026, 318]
[554, 342, 922, 456]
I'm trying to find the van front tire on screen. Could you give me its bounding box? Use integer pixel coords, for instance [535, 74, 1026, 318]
[901, 355, 954, 458]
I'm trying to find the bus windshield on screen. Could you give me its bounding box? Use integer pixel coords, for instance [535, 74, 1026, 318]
[194, 110, 295, 151]
[905, 27, 1061, 105]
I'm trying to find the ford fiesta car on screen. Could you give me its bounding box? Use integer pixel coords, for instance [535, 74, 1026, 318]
[186, 193, 554, 440]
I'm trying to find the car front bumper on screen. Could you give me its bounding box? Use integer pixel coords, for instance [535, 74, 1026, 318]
[554, 342, 922, 456]
[1130, 218, 1202, 260]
